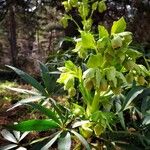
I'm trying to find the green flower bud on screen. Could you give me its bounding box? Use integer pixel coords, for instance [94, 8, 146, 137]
[111, 35, 122, 49]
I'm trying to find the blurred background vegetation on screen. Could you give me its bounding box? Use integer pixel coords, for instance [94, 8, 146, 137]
[0, 0, 149, 77]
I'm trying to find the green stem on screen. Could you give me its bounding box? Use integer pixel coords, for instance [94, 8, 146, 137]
[143, 56, 150, 70]
[70, 17, 81, 30]
[87, 90, 100, 115]
[79, 80, 92, 105]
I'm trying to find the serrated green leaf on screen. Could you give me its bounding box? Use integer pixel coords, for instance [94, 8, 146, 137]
[91, 111, 115, 125]
[98, 0, 107, 13]
[70, 0, 78, 7]
[58, 132, 71, 150]
[81, 31, 96, 50]
[62, 1, 72, 12]
[72, 103, 85, 116]
[111, 17, 126, 34]
[97, 37, 108, 52]
[82, 18, 93, 31]
[105, 67, 117, 87]
[64, 76, 74, 90]
[126, 49, 142, 59]
[65, 60, 77, 72]
[87, 54, 103, 68]
[60, 16, 68, 28]
[6, 65, 47, 96]
[8, 120, 59, 131]
[94, 124, 104, 136]
[78, 2, 89, 19]
[57, 73, 69, 84]
[138, 65, 150, 76]
[92, 1, 98, 11]
[98, 25, 109, 38]
[116, 71, 127, 84]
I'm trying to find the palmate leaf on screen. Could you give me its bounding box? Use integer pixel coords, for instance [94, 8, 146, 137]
[7, 95, 45, 111]
[1, 129, 18, 143]
[58, 132, 71, 150]
[6, 65, 47, 96]
[6, 87, 39, 95]
[49, 98, 66, 123]
[121, 86, 144, 111]
[7, 119, 59, 132]
[41, 131, 62, 150]
[28, 103, 61, 125]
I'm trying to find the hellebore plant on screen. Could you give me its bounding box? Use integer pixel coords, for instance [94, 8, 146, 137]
[1, 0, 149, 149]
[57, 0, 150, 138]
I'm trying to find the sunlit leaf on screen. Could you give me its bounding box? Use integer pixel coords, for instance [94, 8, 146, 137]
[98, 0, 107, 13]
[13, 130, 20, 141]
[16, 147, 27, 150]
[19, 132, 30, 142]
[92, 1, 98, 11]
[81, 31, 96, 49]
[1, 129, 17, 143]
[72, 120, 90, 128]
[0, 144, 18, 150]
[6, 87, 39, 95]
[111, 17, 126, 34]
[7, 95, 45, 111]
[98, 25, 109, 38]
[41, 131, 62, 150]
[142, 116, 150, 125]
[71, 130, 90, 150]
[8, 120, 59, 131]
[87, 54, 104, 68]
[122, 86, 144, 111]
[58, 132, 71, 150]
[78, 2, 89, 19]
[6, 65, 47, 96]
[83, 68, 95, 81]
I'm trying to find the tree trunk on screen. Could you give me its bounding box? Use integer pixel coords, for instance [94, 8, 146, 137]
[9, 6, 17, 67]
